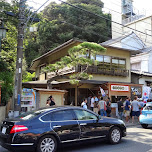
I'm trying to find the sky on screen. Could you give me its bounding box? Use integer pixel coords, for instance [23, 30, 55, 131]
[6, 0, 152, 16]
[25, 0, 152, 16]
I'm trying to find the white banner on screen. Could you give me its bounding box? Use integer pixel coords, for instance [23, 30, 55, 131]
[111, 84, 129, 92]
[142, 86, 151, 100]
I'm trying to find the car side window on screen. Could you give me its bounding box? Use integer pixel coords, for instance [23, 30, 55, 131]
[74, 110, 97, 120]
[41, 112, 52, 121]
[51, 110, 75, 121]
[41, 110, 75, 121]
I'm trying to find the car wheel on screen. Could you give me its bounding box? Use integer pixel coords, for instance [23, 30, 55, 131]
[37, 135, 57, 152]
[141, 124, 148, 129]
[109, 127, 122, 144]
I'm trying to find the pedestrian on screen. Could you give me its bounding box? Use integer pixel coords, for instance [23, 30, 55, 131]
[117, 98, 124, 120]
[81, 98, 87, 109]
[98, 97, 107, 116]
[131, 96, 140, 123]
[46, 99, 51, 107]
[124, 97, 131, 122]
[94, 96, 99, 114]
[87, 94, 92, 110]
[90, 96, 95, 111]
[106, 97, 111, 117]
[49, 96, 56, 106]
[138, 98, 145, 113]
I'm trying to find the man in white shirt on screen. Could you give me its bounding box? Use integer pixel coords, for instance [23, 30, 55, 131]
[81, 98, 87, 109]
[91, 96, 95, 111]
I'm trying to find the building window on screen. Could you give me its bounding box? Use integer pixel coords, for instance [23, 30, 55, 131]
[96, 55, 103, 62]
[96, 55, 126, 70]
[111, 57, 126, 69]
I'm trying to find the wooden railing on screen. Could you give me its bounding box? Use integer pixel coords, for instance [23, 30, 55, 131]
[47, 65, 129, 79]
[76, 65, 129, 77]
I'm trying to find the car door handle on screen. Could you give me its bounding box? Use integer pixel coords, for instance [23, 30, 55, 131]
[53, 125, 61, 128]
[80, 123, 87, 126]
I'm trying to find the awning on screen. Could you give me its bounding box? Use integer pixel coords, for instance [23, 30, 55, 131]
[34, 88, 67, 93]
[51, 80, 107, 85]
[22, 80, 48, 85]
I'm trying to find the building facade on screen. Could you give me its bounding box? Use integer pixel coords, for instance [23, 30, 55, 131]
[25, 38, 143, 106]
[111, 0, 152, 46]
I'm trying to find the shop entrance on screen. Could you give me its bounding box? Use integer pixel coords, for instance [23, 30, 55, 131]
[111, 96, 127, 103]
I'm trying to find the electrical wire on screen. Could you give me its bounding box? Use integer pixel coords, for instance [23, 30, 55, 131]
[57, 20, 145, 51]
[26, 0, 149, 49]
[58, 0, 152, 42]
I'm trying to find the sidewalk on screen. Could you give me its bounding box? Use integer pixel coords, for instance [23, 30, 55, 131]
[123, 117, 140, 127]
[111, 114, 140, 127]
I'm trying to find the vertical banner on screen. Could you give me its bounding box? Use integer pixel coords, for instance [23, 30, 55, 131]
[142, 86, 151, 101]
[100, 87, 106, 97]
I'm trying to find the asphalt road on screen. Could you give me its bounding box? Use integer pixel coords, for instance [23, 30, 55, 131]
[1, 125, 152, 152]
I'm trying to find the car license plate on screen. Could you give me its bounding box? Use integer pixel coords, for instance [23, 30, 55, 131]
[2, 127, 7, 134]
[147, 114, 152, 118]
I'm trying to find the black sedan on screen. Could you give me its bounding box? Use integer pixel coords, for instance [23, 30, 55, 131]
[0, 106, 126, 152]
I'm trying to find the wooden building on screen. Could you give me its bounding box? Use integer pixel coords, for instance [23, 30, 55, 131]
[24, 37, 145, 106]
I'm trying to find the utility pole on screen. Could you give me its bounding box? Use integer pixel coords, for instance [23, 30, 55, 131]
[14, 0, 26, 116]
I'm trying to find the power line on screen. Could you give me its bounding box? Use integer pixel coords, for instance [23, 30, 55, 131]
[93, 0, 152, 27]
[58, 0, 152, 37]
[57, 0, 152, 47]
[27, 0, 148, 49]
[57, 20, 144, 51]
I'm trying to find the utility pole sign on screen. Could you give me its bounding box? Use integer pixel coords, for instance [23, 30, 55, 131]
[14, 0, 26, 116]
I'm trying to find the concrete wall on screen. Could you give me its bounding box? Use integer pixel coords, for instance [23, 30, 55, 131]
[0, 106, 6, 122]
[122, 17, 152, 46]
[111, 0, 123, 38]
[131, 52, 149, 72]
[111, 1, 152, 46]
[139, 76, 152, 86]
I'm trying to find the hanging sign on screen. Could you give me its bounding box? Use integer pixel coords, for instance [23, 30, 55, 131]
[110, 84, 129, 92]
[131, 86, 142, 100]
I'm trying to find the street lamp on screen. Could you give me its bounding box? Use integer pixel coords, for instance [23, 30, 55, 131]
[0, 20, 7, 52]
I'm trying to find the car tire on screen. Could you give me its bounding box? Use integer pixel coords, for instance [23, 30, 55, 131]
[37, 135, 57, 152]
[141, 124, 148, 129]
[108, 127, 122, 144]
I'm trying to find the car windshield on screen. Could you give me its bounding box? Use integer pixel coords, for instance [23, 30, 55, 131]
[16, 108, 53, 120]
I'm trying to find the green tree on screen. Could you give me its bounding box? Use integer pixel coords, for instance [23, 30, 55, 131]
[0, 59, 13, 105]
[43, 42, 106, 84]
[0, 0, 29, 104]
[22, 72, 35, 82]
[25, 0, 111, 67]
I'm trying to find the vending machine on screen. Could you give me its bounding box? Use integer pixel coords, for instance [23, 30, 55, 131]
[21, 88, 36, 112]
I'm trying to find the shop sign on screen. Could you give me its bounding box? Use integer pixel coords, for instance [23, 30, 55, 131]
[131, 86, 142, 100]
[111, 84, 129, 92]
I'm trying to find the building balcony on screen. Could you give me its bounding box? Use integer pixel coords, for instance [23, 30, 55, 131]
[76, 65, 129, 77]
[47, 65, 129, 79]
